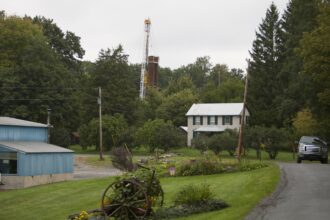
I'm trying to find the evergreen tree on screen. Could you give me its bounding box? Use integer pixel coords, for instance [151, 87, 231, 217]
[276, 0, 320, 126]
[247, 3, 283, 126]
[299, 1, 330, 140]
[82, 45, 138, 124]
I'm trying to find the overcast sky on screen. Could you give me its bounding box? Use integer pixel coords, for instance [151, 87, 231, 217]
[1, 0, 289, 71]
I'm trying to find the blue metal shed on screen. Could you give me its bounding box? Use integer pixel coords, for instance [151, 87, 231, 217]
[0, 117, 74, 188]
[0, 142, 73, 176]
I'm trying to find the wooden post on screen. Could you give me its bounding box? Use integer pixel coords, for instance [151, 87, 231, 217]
[237, 60, 249, 162]
[98, 87, 103, 160]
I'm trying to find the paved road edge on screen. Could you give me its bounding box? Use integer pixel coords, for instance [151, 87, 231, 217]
[244, 163, 288, 220]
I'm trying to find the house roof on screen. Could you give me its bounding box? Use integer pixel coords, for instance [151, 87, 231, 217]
[194, 126, 225, 132]
[180, 126, 188, 132]
[0, 141, 73, 153]
[186, 103, 245, 116]
[0, 117, 48, 128]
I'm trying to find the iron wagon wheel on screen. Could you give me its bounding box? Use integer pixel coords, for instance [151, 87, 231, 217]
[101, 179, 151, 219]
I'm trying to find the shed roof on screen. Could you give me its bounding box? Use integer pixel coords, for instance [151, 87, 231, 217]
[0, 117, 48, 128]
[0, 141, 73, 153]
[186, 103, 245, 116]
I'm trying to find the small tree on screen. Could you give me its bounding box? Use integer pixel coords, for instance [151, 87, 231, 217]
[292, 108, 317, 137]
[220, 129, 239, 156]
[134, 119, 183, 152]
[78, 114, 128, 150]
[192, 134, 210, 153]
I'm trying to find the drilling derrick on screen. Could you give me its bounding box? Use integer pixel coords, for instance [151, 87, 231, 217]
[139, 19, 151, 100]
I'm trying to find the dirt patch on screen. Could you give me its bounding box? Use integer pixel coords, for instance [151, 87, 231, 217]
[74, 154, 122, 179]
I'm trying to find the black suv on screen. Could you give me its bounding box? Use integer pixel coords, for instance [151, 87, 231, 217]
[297, 136, 328, 164]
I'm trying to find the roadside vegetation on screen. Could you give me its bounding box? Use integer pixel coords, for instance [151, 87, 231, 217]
[0, 163, 279, 220]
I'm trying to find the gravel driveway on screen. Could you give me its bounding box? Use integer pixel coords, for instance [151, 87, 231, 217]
[73, 154, 122, 179]
[246, 162, 330, 220]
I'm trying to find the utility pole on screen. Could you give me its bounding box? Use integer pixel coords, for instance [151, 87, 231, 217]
[237, 60, 249, 162]
[47, 108, 51, 144]
[98, 87, 103, 160]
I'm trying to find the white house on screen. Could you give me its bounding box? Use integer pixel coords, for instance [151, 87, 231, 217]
[185, 103, 249, 146]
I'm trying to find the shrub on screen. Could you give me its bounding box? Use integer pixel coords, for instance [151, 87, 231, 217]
[154, 199, 228, 219]
[174, 184, 214, 205]
[192, 134, 209, 153]
[237, 160, 268, 172]
[154, 184, 228, 219]
[244, 126, 292, 160]
[110, 146, 135, 172]
[178, 157, 224, 176]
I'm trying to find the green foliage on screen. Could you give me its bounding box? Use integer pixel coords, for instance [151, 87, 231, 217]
[299, 2, 330, 140]
[174, 184, 214, 205]
[164, 76, 196, 96]
[50, 126, 71, 148]
[178, 157, 224, 176]
[276, 0, 320, 126]
[0, 13, 82, 132]
[156, 89, 198, 127]
[292, 108, 317, 137]
[134, 119, 184, 152]
[244, 126, 292, 159]
[81, 46, 137, 124]
[192, 135, 210, 153]
[79, 114, 128, 150]
[154, 199, 228, 219]
[247, 3, 283, 127]
[237, 160, 268, 172]
[118, 167, 163, 201]
[201, 79, 244, 103]
[192, 130, 238, 156]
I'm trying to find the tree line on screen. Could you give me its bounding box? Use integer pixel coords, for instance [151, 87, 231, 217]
[247, 0, 329, 148]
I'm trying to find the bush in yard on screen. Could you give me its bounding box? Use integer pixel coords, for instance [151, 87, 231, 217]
[178, 156, 224, 176]
[154, 184, 228, 219]
[244, 126, 291, 159]
[174, 183, 214, 205]
[134, 119, 184, 152]
[211, 129, 238, 156]
[110, 146, 135, 172]
[192, 134, 210, 153]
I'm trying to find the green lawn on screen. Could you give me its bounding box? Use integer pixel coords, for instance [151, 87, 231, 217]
[0, 164, 279, 220]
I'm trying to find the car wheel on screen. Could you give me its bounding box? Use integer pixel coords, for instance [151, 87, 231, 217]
[325, 158, 328, 164]
[297, 158, 302, 163]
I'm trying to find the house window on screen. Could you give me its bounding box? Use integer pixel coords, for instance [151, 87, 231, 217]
[208, 116, 218, 125]
[193, 116, 203, 125]
[0, 152, 17, 174]
[223, 116, 233, 125]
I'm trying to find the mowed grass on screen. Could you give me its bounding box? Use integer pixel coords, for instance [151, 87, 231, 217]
[0, 164, 279, 220]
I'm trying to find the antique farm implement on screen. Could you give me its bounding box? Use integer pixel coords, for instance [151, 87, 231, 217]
[69, 165, 164, 220]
